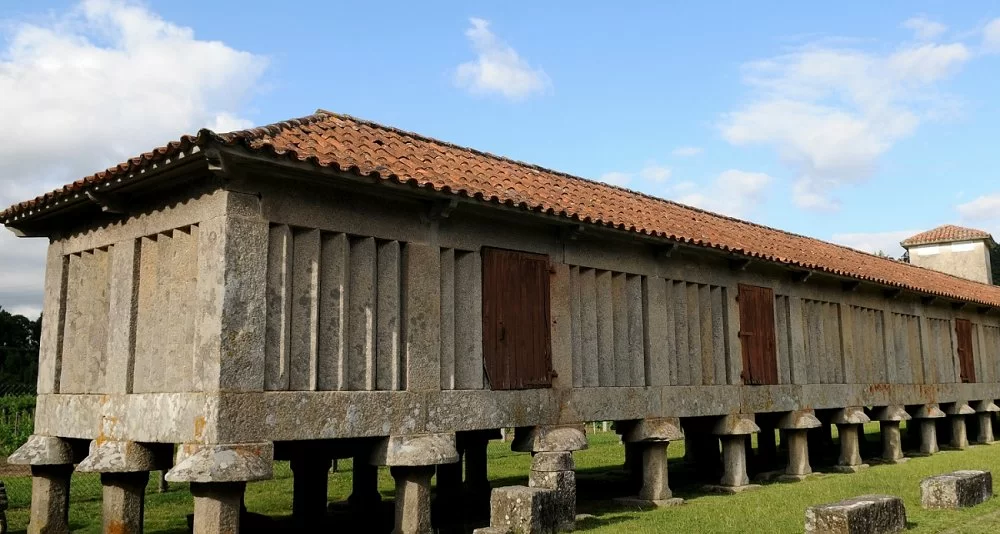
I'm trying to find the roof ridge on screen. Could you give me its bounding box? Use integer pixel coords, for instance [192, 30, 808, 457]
[314, 110, 919, 271]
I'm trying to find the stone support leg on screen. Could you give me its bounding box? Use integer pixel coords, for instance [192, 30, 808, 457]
[101, 471, 150, 534]
[720, 436, 750, 488]
[349, 455, 381, 509]
[291, 456, 329, 524]
[435, 457, 464, 527]
[920, 419, 939, 455]
[28, 464, 73, 534]
[391, 466, 434, 534]
[880, 421, 905, 463]
[831, 424, 867, 473]
[757, 426, 777, 468]
[191, 482, 245, 534]
[978, 413, 995, 444]
[463, 436, 491, 518]
[784, 429, 812, 479]
[950, 416, 969, 450]
[529, 452, 577, 531]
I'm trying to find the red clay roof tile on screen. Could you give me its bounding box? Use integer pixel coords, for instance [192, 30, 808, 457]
[901, 225, 994, 247]
[5, 110, 1000, 308]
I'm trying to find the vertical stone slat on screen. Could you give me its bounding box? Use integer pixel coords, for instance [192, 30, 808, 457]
[627, 275, 645, 386]
[105, 239, 140, 394]
[699, 284, 714, 385]
[665, 281, 679, 386]
[839, 302, 855, 384]
[318, 233, 349, 391]
[612, 273, 630, 387]
[290, 229, 321, 391]
[723, 286, 740, 385]
[775, 296, 791, 385]
[674, 281, 690, 386]
[596, 270, 615, 387]
[439, 248, 456, 390]
[403, 242, 440, 391]
[804, 301, 818, 384]
[570, 266, 582, 388]
[265, 225, 293, 391]
[918, 316, 935, 384]
[133, 237, 159, 393]
[711, 286, 727, 386]
[454, 251, 484, 390]
[686, 283, 702, 386]
[788, 297, 807, 385]
[37, 243, 68, 394]
[883, 311, 897, 384]
[348, 237, 377, 391]
[579, 269, 599, 387]
[550, 263, 573, 390]
[376, 240, 402, 391]
[642, 276, 668, 387]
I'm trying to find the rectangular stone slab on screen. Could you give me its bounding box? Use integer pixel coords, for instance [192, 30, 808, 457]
[805, 494, 906, 534]
[920, 470, 993, 509]
[490, 485, 557, 534]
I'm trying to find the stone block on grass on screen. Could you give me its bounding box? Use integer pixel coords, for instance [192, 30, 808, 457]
[490, 485, 557, 534]
[804, 494, 906, 534]
[920, 470, 992, 509]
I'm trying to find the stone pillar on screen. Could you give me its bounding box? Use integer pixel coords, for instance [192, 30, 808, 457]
[614, 418, 683, 508]
[391, 466, 435, 534]
[777, 410, 821, 481]
[756, 424, 778, 469]
[911, 404, 945, 456]
[950, 416, 969, 450]
[434, 455, 464, 529]
[191, 482, 245, 534]
[513, 425, 587, 532]
[372, 433, 460, 534]
[166, 443, 274, 534]
[708, 415, 760, 493]
[8, 435, 76, 534]
[291, 455, 330, 524]
[100, 472, 150, 534]
[349, 455, 382, 509]
[462, 431, 496, 519]
[977, 411, 996, 444]
[870, 406, 909, 464]
[830, 407, 869, 473]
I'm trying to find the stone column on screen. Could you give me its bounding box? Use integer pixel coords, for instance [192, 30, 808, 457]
[777, 410, 821, 481]
[166, 442, 274, 534]
[461, 430, 498, 519]
[349, 454, 382, 509]
[291, 455, 330, 524]
[8, 435, 76, 534]
[372, 433, 460, 534]
[77, 440, 170, 533]
[514, 425, 587, 532]
[870, 406, 909, 464]
[191, 482, 245, 534]
[943, 402, 974, 450]
[974, 401, 999, 444]
[911, 404, 945, 456]
[614, 418, 683, 508]
[434, 455, 464, 529]
[708, 414, 760, 493]
[100, 472, 150, 534]
[756, 424, 778, 469]
[831, 407, 870, 473]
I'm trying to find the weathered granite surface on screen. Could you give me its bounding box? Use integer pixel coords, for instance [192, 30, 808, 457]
[920, 470, 993, 509]
[805, 495, 906, 534]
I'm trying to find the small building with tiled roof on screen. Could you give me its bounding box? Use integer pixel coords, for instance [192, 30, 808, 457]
[5, 110, 1000, 532]
[901, 225, 997, 285]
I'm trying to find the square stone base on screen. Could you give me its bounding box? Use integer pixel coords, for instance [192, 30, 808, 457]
[828, 464, 870, 474]
[612, 496, 685, 509]
[702, 484, 762, 494]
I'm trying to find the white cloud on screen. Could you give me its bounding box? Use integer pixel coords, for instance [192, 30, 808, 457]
[903, 16, 947, 41]
[831, 229, 921, 258]
[957, 194, 1000, 221]
[676, 169, 773, 218]
[721, 34, 971, 211]
[983, 18, 1000, 53]
[599, 171, 632, 187]
[639, 164, 671, 183]
[454, 18, 550, 100]
[671, 146, 703, 157]
[0, 0, 267, 316]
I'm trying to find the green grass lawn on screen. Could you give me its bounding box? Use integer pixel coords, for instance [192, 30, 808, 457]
[4, 424, 1000, 532]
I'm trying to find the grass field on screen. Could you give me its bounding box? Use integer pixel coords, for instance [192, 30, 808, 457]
[4, 424, 1000, 532]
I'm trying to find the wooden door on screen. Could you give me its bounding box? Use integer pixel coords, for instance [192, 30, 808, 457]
[955, 318, 976, 383]
[482, 248, 552, 390]
[737, 284, 779, 385]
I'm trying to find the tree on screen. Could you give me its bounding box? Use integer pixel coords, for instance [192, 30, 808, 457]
[0, 307, 41, 389]
[0, 307, 40, 349]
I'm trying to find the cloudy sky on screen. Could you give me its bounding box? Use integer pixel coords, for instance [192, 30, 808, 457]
[3, 1, 1000, 317]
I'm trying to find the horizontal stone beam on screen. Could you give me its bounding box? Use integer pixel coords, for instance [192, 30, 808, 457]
[166, 442, 273, 483]
[371, 433, 459, 466]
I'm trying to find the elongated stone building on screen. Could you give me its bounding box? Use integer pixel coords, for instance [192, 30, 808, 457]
[4, 110, 1000, 533]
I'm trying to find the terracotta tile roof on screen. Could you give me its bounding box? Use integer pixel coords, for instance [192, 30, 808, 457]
[6, 110, 1000, 308]
[901, 225, 994, 247]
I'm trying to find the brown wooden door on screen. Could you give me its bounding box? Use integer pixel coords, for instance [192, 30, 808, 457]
[482, 247, 553, 390]
[955, 318, 977, 383]
[737, 284, 779, 385]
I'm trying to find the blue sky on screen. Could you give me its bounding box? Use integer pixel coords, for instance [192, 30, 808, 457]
[3, 1, 1000, 316]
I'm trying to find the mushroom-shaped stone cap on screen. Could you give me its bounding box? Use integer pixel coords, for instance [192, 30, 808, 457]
[831, 407, 871, 425]
[975, 401, 1000, 413]
[712, 414, 760, 436]
[912, 404, 946, 419]
[7, 435, 73, 466]
[621, 418, 684, 443]
[166, 442, 274, 483]
[870, 405, 911, 421]
[943, 402, 976, 416]
[777, 410, 822, 430]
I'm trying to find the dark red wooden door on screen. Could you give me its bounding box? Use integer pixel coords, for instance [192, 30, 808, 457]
[955, 318, 976, 383]
[482, 248, 552, 390]
[737, 284, 779, 385]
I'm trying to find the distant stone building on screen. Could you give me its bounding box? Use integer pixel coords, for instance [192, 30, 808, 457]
[901, 225, 998, 285]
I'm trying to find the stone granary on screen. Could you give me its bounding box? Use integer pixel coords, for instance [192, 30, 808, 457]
[4, 110, 1000, 533]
